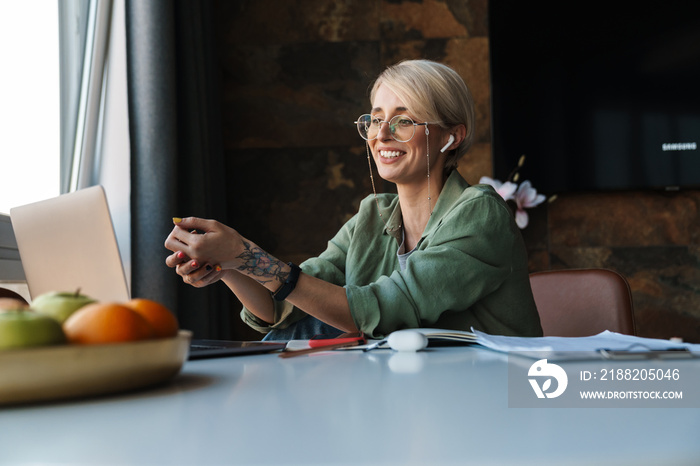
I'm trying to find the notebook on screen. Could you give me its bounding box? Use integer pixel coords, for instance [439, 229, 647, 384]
[10, 185, 283, 359]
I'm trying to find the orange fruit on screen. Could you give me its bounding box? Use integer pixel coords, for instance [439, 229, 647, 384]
[63, 302, 156, 344]
[124, 298, 179, 338]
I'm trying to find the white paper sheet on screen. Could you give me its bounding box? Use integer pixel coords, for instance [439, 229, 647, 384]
[472, 329, 700, 353]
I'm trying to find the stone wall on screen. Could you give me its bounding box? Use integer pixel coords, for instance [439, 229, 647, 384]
[213, 0, 700, 342]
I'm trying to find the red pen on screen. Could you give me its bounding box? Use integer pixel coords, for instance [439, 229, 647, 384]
[308, 332, 366, 348]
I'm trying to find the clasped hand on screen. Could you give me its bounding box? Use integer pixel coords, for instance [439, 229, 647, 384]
[164, 217, 243, 287]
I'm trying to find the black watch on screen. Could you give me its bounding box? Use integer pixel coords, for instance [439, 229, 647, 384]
[272, 262, 302, 301]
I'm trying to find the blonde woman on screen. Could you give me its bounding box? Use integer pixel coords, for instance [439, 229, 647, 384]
[165, 59, 542, 340]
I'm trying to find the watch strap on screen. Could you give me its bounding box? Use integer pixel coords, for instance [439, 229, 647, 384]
[272, 262, 302, 301]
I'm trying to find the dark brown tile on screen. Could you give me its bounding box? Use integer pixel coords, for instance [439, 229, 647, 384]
[226, 146, 373, 259]
[216, 0, 380, 45]
[220, 42, 380, 150]
[380, 0, 468, 41]
[549, 191, 700, 247]
[380, 38, 449, 66]
[443, 37, 491, 144]
[526, 249, 551, 272]
[457, 142, 491, 185]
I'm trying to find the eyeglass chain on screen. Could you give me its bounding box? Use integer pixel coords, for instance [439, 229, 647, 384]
[365, 125, 434, 234]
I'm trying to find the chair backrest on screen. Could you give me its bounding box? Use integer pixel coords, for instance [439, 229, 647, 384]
[529, 268, 636, 337]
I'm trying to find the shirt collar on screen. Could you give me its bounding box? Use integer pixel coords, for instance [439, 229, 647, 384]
[381, 170, 470, 242]
[422, 170, 469, 238]
[380, 197, 403, 243]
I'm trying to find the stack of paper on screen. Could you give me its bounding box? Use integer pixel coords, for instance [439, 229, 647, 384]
[472, 329, 700, 357]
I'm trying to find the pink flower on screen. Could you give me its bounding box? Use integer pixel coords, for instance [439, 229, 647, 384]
[479, 176, 518, 201]
[513, 181, 546, 229]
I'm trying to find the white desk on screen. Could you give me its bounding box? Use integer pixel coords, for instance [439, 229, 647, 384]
[1, 346, 699, 465]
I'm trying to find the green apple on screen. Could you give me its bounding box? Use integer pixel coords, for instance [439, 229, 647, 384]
[31, 290, 96, 324]
[0, 310, 67, 350]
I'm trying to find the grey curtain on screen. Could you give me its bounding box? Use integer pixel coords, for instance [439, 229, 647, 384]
[125, 0, 234, 338]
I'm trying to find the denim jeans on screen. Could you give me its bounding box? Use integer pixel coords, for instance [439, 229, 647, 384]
[262, 314, 344, 341]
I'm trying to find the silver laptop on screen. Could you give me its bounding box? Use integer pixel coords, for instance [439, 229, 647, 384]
[10, 185, 130, 303]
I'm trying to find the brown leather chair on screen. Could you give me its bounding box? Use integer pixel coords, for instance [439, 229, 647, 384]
[529, 268, 636, 337]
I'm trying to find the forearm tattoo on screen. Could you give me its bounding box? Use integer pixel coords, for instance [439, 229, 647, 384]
[236, 241, 289, 285]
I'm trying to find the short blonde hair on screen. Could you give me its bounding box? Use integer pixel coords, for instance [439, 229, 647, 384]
[370, 59, 475, 173]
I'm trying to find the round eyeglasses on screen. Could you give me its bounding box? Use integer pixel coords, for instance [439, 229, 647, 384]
[355, 114, 430, 143]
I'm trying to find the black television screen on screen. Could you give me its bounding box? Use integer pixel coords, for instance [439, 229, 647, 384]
[489, 1, 700, 194]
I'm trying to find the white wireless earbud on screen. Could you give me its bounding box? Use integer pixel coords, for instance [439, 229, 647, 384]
[440, 134, 455, 153]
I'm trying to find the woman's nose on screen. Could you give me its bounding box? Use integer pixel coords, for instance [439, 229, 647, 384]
[377, 120, 393, 141]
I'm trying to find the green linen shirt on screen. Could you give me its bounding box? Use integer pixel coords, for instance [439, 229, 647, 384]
[242, 170, 542, 339]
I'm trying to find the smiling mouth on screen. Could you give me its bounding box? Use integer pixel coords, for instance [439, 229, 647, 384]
[379, 150, 403, 159]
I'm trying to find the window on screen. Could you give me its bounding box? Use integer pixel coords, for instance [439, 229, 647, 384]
[0, 1, 60, 215]
[1, 0, 130, 286]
